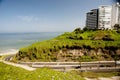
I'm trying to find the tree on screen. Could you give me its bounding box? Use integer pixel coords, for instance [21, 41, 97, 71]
[114, 24, 120, 30]
[74, 28, 83, 34]
[83, 26, 88, 31]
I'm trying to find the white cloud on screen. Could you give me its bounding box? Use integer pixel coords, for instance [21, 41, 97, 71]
[17, 15, 39, 22]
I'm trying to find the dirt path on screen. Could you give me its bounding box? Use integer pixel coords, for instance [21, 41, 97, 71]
[0, 60, 36, 71]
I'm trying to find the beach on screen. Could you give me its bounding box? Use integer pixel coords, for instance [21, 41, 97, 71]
[0, 32, 62, 56]
[0, 49, 18, 56]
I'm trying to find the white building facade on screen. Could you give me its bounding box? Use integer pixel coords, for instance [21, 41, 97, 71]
[86, 2, 120, 30]
[98, 6, 112, 29]
[111, 2, 120, 28]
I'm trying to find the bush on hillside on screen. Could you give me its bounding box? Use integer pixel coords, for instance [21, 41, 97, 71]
[74, 28, 84, 34]
[102, 35, 114, 41]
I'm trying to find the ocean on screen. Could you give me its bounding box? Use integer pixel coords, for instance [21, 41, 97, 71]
[0, 32, 63, 55]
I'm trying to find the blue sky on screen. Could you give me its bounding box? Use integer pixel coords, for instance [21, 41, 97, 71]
[0, 0, 115, 32]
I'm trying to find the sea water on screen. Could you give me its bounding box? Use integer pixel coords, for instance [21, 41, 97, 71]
[0, 32, 63, 55]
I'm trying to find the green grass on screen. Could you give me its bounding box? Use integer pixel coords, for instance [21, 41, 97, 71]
[68, 70, 120, 78]
[1, 62, 119, 80]
[0, 56, 2, 60]
[0, 62, 84, 80]
[13, 30, 120, 61]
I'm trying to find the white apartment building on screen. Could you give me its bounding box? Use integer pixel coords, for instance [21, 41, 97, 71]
[98, 6, 112, 29]
[111, 2, 120, 28]
[86, 2, 120, 30]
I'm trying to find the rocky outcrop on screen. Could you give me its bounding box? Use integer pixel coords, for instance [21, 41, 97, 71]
[56, 48, 120, 62]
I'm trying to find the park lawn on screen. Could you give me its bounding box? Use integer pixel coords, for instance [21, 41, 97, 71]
[68, 70, 120, 78]
[0, 62, 84, 80]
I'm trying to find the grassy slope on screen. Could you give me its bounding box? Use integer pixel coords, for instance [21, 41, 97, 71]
[0, 62, 84, 80]
[14, 30, 120, 61]
[0, 62, 119, 80]
[68, 70, 120, 78]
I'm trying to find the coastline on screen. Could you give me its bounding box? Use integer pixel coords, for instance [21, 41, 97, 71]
[0, 49, 18, 56]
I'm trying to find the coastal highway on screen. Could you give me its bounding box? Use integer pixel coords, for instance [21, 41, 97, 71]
[4, 55, 14, 61]
[18, 61, 120, 72]
[3, 55, 120, 72]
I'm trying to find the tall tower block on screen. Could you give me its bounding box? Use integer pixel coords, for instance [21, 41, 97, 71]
[111, 2, 120, 28]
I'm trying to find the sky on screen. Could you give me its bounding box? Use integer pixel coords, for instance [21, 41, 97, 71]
[0, 0, 116, 33]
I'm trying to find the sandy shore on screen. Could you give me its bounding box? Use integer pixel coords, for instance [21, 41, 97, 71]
[0, 50, 19, 56]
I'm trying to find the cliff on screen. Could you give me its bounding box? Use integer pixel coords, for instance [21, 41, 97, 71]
[13, 29, 120, 62]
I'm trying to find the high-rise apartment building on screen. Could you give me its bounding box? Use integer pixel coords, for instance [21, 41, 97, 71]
[111, 2, 120, 28]
[86, 2, 120, 30]
[98, 6, 112, 29]
[86, 9, 98, 29]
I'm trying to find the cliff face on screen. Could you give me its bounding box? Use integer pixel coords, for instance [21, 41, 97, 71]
[13, 30, 120, 62]
[14, 48, 120, 62]
[56, 48, 120, 62]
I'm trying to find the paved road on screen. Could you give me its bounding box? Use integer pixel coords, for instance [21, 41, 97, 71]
[4, 55, 14, 61]
[3, 54, 120, 72]
[18, 61, 120, 72]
